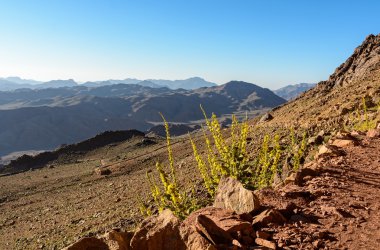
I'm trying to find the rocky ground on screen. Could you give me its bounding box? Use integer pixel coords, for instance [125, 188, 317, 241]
[65, 128, 380, 250]
[0, 135, 207, 249]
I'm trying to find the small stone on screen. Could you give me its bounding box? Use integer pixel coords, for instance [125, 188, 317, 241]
[366, 129, 380, 138]
[256, 231, 271, 240]
[94, 167, 112, 176]
[260, 113, 273, 122]
[316, 144, 346, 158]
[331, 139, 357, 147]
[307, 135, 323, 146]
[313, 240, 322, 248]
[232, 239, 243, 247]
[255, 238, 277, 249]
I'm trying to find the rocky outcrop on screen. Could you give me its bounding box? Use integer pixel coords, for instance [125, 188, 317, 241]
[325, 34, 380, 88]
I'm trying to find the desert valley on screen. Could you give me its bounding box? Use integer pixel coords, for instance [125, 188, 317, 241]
[1, 1, 380, 250]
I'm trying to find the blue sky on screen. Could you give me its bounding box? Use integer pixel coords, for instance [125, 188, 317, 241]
[0, 0, 379, 89]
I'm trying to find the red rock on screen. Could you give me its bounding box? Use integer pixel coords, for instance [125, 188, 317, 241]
[184, 207, 253, 235]
[179, 223, 215, 250]
[252, 209, 287, 228]
[63, 237, 108, 250]
[130, 209, 186, 250]
[255, 238, 277, 249]
[195, 214, 232, 245]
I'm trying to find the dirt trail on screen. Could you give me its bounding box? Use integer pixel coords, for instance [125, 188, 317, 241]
[268, 136, 380, 249]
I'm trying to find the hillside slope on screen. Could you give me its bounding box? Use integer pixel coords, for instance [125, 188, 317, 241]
[266, 34, 380, 131]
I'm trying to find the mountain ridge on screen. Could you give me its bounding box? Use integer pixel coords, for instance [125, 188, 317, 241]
[0, 76, 217, 91]
[0, 81, 285, 156]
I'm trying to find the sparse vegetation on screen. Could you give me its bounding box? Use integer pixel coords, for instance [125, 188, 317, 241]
[347, 97, 378, 132]
[190, 106, 250, 196]
[144, 109, 311, 219]
[252, 134, 282, 189]
[144, 113, 200, 219]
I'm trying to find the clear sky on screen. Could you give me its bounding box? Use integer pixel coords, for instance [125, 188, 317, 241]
[0, 0, 379, 89]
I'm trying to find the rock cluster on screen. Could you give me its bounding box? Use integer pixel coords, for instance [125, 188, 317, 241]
[64, 177, 283, 250]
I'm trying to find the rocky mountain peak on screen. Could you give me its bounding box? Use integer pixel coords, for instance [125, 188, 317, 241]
[326, 33, 380, 88]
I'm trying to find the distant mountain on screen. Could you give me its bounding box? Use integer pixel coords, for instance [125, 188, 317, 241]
[0, 76, 216, 90]
[0, 81, 285, 156]
[83, 77, 216, 90]
[274, 83, 316, 100]
[36, 79, 77, 89]
[2, 76, 42, 85]
[147, 77, 217, 89]
[0, 79, 30, 91]
[0, 78, 78, 91]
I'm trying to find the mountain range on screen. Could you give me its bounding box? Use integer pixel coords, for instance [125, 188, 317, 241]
[0, 76, 216, 91]
[273, 83, 316, 100]
[0, 81, 285, 157]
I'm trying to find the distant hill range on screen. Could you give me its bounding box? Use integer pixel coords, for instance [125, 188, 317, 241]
[0, 81, 286, 156]
[0, 76, 216, 91]
[274, 83, 316, 100]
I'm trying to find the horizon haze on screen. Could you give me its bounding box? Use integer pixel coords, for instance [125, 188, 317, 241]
[1, 0, 380, 89]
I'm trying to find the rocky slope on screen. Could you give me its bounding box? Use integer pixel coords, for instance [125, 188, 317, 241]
[265, 34, 380, 131]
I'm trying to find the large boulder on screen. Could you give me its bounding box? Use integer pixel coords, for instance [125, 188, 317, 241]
[62, 237, 109, 250]
[181, 207, 255, 249]
[184, 207, 253, 235]
[195, 214, 232, 245]
[214, 177, 261, 214]
[179, 223, 216, 250]
[130, 209, 186, 250]
[252, 209, 287, 228]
